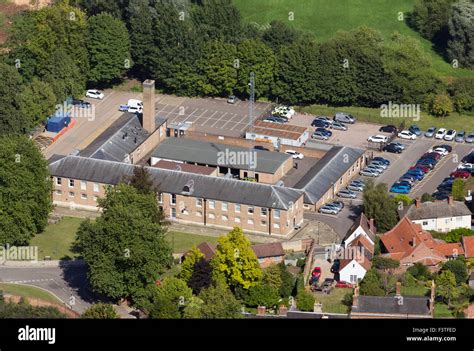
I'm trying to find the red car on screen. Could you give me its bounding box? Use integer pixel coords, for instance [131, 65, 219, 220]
[423, 152, 441, 161]
[450, 170, 470, 179]
[335, 281, 354, 288]
[312, 267, 321, 278]
[410, 165, 430, 173]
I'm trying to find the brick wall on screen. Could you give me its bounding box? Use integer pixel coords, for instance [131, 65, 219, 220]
[131, 123, 167, 164]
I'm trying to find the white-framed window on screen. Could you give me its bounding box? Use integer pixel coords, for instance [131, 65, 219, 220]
[350, 275, 357, 283]
[235, 204, 241, 213]
[222, 215, 228, 221]
[56, 177, 62, 186]
[235, 217, 241, 223]
[423, 221, 428, 225]
[158, 192, 163, 203]
[209, 200, 215, 209]
[274, 209, 280, 219]
[196, 198, 203, 208]
[273, 223, 280, 229]
[93, 183, 100, 193]
[247, 219, 254, 225]
[171, 194, 176, 205]
[248, 206, 254, 215]
[261, 208, 268, 217]
[80, 181, 87, 190]
[69, 179, 74, 188]
[81, 193, 87, 200]
[209, 213, 215, 219]
[222, 202, 228, 211]
[68, 191, 75, 197]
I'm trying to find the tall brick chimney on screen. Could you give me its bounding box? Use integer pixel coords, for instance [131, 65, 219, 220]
[142, 79, 155, 133]
[415, 198, 421, 208]
[447, 195, 453, 205]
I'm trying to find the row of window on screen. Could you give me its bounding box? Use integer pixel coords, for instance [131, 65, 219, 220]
[175, 209, 281, 228]
[160, 194, 281, 219]
[55, 190, 98, 201]
[56, 178, 100, 192]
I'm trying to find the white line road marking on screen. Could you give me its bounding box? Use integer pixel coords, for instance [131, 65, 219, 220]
[200, 110, 220, 126]
[210, 112, 228, 127]
[7, 279, 55, 284]
[220, 113, 238, 129]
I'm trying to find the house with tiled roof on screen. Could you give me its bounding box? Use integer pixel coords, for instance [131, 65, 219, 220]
[343, 213, 377, 247]
[462, 236, 474, 258]
[338, 234, 374, 283]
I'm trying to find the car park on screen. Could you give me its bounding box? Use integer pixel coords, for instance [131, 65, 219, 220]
[444, 129, 457, 141]
[312, 131, 329, 140]
[360, 168, 379, 177]
[450, 170, 470, 179]
[424, 127, 436, 138]
[435, 128, 447, 139]
[383, 143, 402, 153]
[397, 130, 416, 140]
[465, 132, 474, 143]
[379, 125, 397, 133]
[311, 119, 331, 128]
[455, 131, 465, 143]
[367, 135, 388, 143]
[331, 122, 348, 131]
[319, 205, 339, 215]
[285, 150, 304, 159]
[72, 99, 91, 108]
[337, 189, 357, 198]
[409, 124, 422, 136]
[86, 89, 104, 99]
[334, 112, 356, 124]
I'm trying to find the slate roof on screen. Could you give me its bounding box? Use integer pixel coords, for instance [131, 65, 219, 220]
[293, 146, 365, 204]
[150, 138, 291, 174]
[353, 296, 431, 316]
[251, 243, 284, 258]
[152, 160, 216, 175]
[49, 156, 303, 210]
[80, 113, 167, 163]
[404, 200, 472, 220]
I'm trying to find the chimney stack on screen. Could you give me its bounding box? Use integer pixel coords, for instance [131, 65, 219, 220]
[278, 305, 288, 316]
[142, 79, 155, 133]
[447, 195, 453, 205]
[395, 282, 401, 296]
[415, 198, 421, 208]
[257, 306, 266, 316]
[369, 218, 376, 234]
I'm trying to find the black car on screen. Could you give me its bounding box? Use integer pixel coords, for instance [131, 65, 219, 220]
[311, 119, 330, 128]
[383, 143, 402, 153]
[379, 125, 397, 133]
[72, 99, 91, 108]
[437, 144, 453, 153]
[433, 190, 450, 200]
[462, 151, 474, 163]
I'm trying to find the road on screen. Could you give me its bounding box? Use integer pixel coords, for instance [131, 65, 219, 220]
[0, 263, 94, 313]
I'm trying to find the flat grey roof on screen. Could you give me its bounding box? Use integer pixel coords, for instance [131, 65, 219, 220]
[151, 138, 291, 174]
[80, 113, 166, 163]
[294, 146, 365, 204]
[49, 156, 303, 210]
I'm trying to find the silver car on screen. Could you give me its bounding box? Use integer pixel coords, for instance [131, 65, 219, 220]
[319, 205, 338, 215]
[369, 160, 388, 169]
[455, 131, 465, 143]
[366, 165, 383, 174]
[334, 112, 356, 124]
[312, 131, 329, 140]
[337, 189, 357, 198]
[360, 169, 378, 177]
[347, 183, 364, 192]
[465, 132, 474, 143]
[331, 122, 348, 131]
[424, 127, 436, 138]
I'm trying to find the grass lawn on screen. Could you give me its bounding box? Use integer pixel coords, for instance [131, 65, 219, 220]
[165, 231, 223, 253]
[31, 217, 84, 260]
[434, 302, 455, 318]
[313, 287, 351, 314]
[0, 283, 62, 304]
[299, 104, 474, 131]
[400, 285, 429, 296]
[234, 0, 473, 79]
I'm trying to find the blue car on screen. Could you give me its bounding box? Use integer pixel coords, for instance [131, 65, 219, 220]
[390, 185, 411, 194]
[405, 171, 424, 181]
[311, 119, 330, 128]
[396, 180, 412, 188]
[315, 127, 332, 137]
[372, 157, 390, 166]
[409, 124, 422, 136]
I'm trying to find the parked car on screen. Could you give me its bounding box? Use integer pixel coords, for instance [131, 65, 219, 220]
[285, 150, 304, 159]
[334, 112, 356, 124]
[395, 180, 413, 188]
[72, 99, 91, 108]
[450, 170, 470, 179]
[424, 127, 436, 138]
[458, 163, 474, 172]
[455, 131, 465, 143]
[436, 144, 452, 153]
[227, 95, 238, 104]
[405, 170, 424, 180]
[444, 129, 457, 141]
[311, 119, 331, 128]
[367, 135, 388, 143]
[360, 168, 379, 177]
[312, 131, 329, 140]
[409, 124, 422, 136]
[324, 203, 342, 213]
[370, 160, 388, 169]
[465, 132, 474, 143]
[398, 130, 417, 140]
[379, 125, 397, 133]
[411, 165, 430, 173]
[128, 105, 143, 114]
[372, 157, 390, 166]
[274, 105, 295, 118]
[365, 165, 383, 174]
[337, 189, 357, 198]
[330, 201, 345, 211]
[263, 116, 286, 124]
[383, 143, 402, 153]
[433, 190, 450, 200]
[319, 205, 339, 215]
[391, 142, 406, 150]
[390, 184, 411, 194]
[347, 182, 364, 192]
[315, 127, 332, 137]
[335, 281, 354, 288]
[313, 116, 333, 124]
[398, 177, 415, 186]
[422, 152, 441, 161]
[429, 147, 449, 157]
[85, 89, 104, 99]
[435, 128, 447, 139]
[351, 179, 366, 186]
[331, 122, 348, 131]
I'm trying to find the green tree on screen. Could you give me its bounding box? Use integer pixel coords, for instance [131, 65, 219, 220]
[182, 296, 203, 319]
[441, 228, 474, 243]
[442, 259, 468, 285]
[188, 258, 213, 295]
[407, 262, 432, 280]
[262, 20, 300, 51]
[429, 93, 454, 117]
[87, 12, 131, 85]
[436, 270, 459, 307]
[296, 290, 315, 312]
[18, 78, 57, 130]
[362, 180, 398, 232]
[198, 283, 243, 319]
[155, 277, 193, 308]
[411, 0, 455, 41]
[448, 77, 474, 113]
[211, 226, 262, 290]
[372, 256, 400, 270]
[393, 194, 413, 207]
[0, 297, 67, 318]
[244, 283, 280, 308]
[262, 265, 283, 292]
[82, 303, 118, 319]
[75, 0, 126, 18]
[235, 39, 276, 98]
[451, 178, 465, 201]
[447, 0, 474, 68]
[0, 136, 52, 246]
[278, 263, 295, 298]
[421, 193, 435, 202]
[179, 246, 205, 282]
[360, 269, 384, 296]
[148, 294, 181, 319]
[76, 183, 172, 302]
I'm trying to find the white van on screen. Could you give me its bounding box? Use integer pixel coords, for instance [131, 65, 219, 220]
[128, 99, 143, 109]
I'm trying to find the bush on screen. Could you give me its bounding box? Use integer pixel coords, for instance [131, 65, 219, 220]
[442, 259, 468, 285]
[296, 290, 315, 312]
[244, 284, 280, 308]
[82, 303, 118, 319]
[421, 193, 435, 202]
[407, 263, 432, 280]
[372, 256, 400, 270]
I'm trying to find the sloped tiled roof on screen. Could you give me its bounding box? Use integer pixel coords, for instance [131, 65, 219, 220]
[251, 243, 284, 258]
[196, 242, 217, 261]
[435, 242, 465, 257]
[463, 236, 474, 258]
[405, 200, 471, 220]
